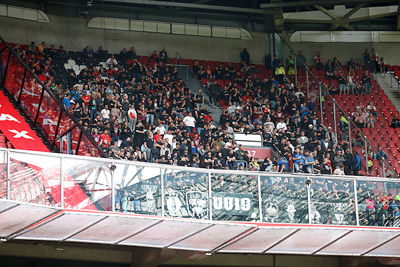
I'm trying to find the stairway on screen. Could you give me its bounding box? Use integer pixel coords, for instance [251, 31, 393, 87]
[177, 65, 223, 124]
[374, 72, 400, 112]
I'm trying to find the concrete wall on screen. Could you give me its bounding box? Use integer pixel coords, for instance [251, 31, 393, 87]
[0, 15, 267, 63]
[290, 42, 400, 66]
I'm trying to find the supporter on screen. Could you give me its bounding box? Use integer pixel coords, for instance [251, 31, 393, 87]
[362, 49, 370, 69]
[264, 52, 272, 69]
[275, 62, 285, 83]
[352, 151, 362, 175]
[333, 164, 345, 175]
[106, 54, 118, 66]
[321, 157, 332, 174]
[240, 48, 250, 64]
[390, 114, 400, 128]
[374, 146, 388, 161]
[362, 70, 371, 94]
[158, 48, 168, 63]
[313, 52, 323, 70]
[366, 101, 378, 116]
[338, 74, 347, 95]
[347, 70, 355, 94]
[378, 57, 387, 73]
[303, 151, 315, 173]
[83, 46, 94, 57]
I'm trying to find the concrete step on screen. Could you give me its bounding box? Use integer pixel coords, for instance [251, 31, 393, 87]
[374, 73, 400, 112]
[177, 66, 223, 124]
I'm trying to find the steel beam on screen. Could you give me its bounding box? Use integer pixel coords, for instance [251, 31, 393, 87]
[261, 0, 398, 8]
[100, 0, 276, 14]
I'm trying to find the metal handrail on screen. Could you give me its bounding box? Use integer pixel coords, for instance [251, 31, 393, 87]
[2, 147, 399, 183]
[0, 36, 106, 158]
[279, 35, 398, 178]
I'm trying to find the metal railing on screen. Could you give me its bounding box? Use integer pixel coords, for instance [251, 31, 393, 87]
[1, 147, 400, 228]
[0, 36, 105, 158]
[279, 35, 398, 178]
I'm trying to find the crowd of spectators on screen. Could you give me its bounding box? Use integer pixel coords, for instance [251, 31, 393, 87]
[358, 182, 400, 227]
[193, 47, 391, 176]
[11, 41, 392, 177]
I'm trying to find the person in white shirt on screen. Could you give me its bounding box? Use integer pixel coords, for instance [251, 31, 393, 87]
[154, 122, 166, 135]
[333, 164, 345, 176]
[106, 54, 118, 66]
[227, 101, 236, 115]
[264, 116, 275, 133]
[127, 105, 137, 131]
[183, 112, 196, 132]
[101, 105, 110, 120]
[276, 118, 287, 132]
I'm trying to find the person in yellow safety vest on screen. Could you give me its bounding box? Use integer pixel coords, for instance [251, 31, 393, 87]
[275, 62, 285, 83]
[339, 115, 349, 141]
[288, 56, 295, 76]
[367, 155, 373, 174]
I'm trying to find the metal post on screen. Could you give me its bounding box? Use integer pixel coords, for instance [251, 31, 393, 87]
[306, 67, 310, 99]
[333, 99, 338, 144]
[348, 120, 353, 154]
[365, 139, 369, 175]
[319, 83, 323, 124]
[6, 149, 10, 200]
[353, 180, 360, 226]
[294, 53, 298, 86]
[258, 175, 263, 222]
[390, 72, 393, 88]
[307, 179, 312, 224]
[161, 169, 165, 217]
[208, 172, 212, 221]
[382, 161, 386, 178]
[111, 163, 115, 212]
[60, 156, 64, 208]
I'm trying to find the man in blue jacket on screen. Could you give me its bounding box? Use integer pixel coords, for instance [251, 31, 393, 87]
[352, 151, 362, 175]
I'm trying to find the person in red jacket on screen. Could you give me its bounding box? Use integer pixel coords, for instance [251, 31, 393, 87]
[99, 129, 111, 148]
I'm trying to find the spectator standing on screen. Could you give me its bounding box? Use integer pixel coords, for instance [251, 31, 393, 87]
[352, 151, 362, 175]
[158, 48, 168, 63]
[264, 52, 272, 69]
[127, 105, 137, 132]
[362, 70, 371, 94]
[183, 112, 196, 133]
[240, 48, 250, 64]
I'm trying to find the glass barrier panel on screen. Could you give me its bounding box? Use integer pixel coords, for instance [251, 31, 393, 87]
[310, 177, 356, 225]
[9, 151, 60, 206]
[0, 150, 6, 199]
[0, 49, 10, 82]
[62, 157, 112, 210]
[57, 113, 75, 138]
[71, 127, 81, 154]
[19, 71, 43, 121]
[211, 173, 259, 222]
[37, 90, 61, 142]
[163, 169, 209, 219]
[3, 54, 24, 99]
[113, 163, 161, 215]
[261, 175, 308, 224]
[78, 133, 101, 157]
[357, 180, 400, 227]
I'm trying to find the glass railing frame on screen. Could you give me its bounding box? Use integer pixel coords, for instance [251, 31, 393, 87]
[2, 147, 400, 228]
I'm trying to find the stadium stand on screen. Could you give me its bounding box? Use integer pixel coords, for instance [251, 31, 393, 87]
[0, 39, 398, 178]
